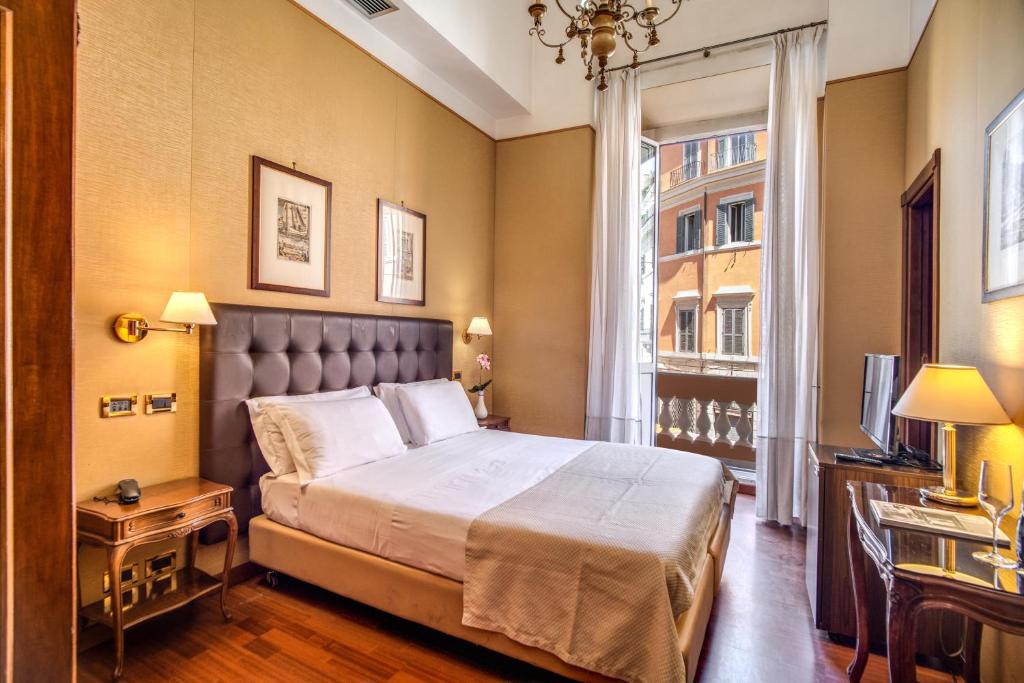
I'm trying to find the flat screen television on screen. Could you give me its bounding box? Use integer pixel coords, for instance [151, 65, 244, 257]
[860, 354, 901, 454]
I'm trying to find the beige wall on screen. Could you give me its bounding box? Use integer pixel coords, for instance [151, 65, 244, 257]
[905, 1, 1024, 676]
[818, 70, 908, 447]
[906, 0, 1024, 487]
[492, 128, 593, 438]
[75, 0, 496, 502]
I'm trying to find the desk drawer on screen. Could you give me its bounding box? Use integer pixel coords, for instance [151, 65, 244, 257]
[123, 493, 228, 538]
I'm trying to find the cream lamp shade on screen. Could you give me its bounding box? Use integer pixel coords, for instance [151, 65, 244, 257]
[160, 291, 217, 326]
[114, 291, 217, 343]
[462, 316, 492, 344]
[894, 364, 1010, 506]
[892, 364, 1010, 426]
[466, 317, 492, 337]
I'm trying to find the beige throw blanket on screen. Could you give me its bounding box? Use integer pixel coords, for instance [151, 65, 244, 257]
[462, 442, 731, 683]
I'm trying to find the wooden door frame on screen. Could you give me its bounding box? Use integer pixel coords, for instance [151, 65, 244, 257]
[900, 149, 940, 454]
[3, 0, 77, 680]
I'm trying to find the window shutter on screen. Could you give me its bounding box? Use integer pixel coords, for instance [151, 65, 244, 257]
[721, 308, 733, 354]
[743, 200, 754, 242]
[735, 307, 746, 354]
[692, 209, 702, 251]
[715, 205, 727, 246]
[676, 214, 685, 253]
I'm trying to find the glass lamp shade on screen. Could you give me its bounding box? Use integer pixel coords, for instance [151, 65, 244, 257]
[893, 364, 1010, 426]
[159, 292, 217, 326]
[466, 317, 492, 337]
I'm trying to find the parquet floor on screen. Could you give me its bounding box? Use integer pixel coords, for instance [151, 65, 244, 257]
[79, 494, 957, 682]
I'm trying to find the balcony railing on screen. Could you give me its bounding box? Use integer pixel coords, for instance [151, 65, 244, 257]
[707, 143, 758, 172]
[667, 160, 702, 189]
[654, 371, 756, 468]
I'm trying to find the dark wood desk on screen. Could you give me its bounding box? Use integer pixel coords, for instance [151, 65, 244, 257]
[846, 482, 1024, 682]
[806, 444, 942, 646]
[77, 478, 237, 679]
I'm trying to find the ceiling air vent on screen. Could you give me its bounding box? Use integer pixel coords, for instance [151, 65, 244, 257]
[347, 0, 398, 19]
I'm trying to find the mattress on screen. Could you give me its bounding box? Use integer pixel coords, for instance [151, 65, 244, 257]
[258, 428, 592, 580]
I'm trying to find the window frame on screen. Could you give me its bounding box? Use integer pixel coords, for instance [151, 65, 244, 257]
[716, 301, 751, 357]
[675, 206, 702, 254]
[675, 303, 699, 354]
[715, 191, 756, 247]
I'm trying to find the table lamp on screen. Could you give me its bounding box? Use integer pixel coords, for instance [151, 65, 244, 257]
[893, 364, 1011, 506]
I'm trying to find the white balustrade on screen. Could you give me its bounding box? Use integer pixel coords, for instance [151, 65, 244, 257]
[655, 395, 757, 450]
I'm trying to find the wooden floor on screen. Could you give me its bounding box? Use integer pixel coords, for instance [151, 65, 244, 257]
[79, 494, 957, 682]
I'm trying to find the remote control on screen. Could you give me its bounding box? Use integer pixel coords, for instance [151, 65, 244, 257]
[835, 451, 884, 466]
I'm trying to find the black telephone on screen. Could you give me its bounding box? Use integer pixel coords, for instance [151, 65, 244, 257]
[116, 479, 141, 504]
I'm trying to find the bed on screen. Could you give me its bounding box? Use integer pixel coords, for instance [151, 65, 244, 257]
[200, 303, 736, 683]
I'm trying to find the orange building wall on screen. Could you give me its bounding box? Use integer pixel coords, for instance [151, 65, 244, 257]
[656, 174, 763, 358]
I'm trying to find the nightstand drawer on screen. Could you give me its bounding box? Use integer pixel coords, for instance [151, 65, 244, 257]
[122, 493, 228, 538]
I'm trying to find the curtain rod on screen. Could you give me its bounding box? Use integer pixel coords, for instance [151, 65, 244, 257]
[607, 19, 828, 73]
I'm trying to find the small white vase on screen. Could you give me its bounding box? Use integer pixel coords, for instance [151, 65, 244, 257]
[474, 391, 488, 419]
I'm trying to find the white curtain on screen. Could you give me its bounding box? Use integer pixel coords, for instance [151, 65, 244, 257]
[585, 69, 642, 444]
[756, 26, 824, 525]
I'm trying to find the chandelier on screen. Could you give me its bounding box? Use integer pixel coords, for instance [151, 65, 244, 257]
[528, 1, 684, 91]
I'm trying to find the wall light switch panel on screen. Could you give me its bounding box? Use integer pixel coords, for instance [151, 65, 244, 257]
[145, 393, 177, 414]
[452, 370, 463, 381]
[101, 395, 137, 418]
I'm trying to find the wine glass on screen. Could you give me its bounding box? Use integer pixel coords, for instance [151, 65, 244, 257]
[973, 460, 1017, 569]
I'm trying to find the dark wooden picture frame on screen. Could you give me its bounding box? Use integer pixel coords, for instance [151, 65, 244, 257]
[250, 156, 332, 297]
[376, 199, 427, 306]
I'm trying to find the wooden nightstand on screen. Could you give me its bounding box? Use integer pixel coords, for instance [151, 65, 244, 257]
[478, 414, 511, 431]
[77, 477, 237, 679]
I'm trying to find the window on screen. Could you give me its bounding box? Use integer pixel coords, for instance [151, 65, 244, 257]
[676, 308, 697, 353]
[675, 209, 701, 253]
[715, 197, 754, 246]
[682, 141, 700, 180]
[715, 132, 756, 168]
[719, 306, 747, 356]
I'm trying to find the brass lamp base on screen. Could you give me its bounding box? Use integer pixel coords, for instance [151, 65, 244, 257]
[920, 485, 978, 507]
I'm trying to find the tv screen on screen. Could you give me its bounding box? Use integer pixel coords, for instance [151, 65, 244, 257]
[860, 354, 900, 454]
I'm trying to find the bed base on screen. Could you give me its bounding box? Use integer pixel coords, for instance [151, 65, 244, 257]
[249, 481, 736, 682]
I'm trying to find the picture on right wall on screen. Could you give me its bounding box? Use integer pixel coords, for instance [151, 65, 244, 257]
[983, 87, 1024, 302]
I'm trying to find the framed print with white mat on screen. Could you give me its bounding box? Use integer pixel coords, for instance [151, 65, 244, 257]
[251, 156, 332, 297]
[377, 199, 426, 306]
[983, 87, 1024, 302]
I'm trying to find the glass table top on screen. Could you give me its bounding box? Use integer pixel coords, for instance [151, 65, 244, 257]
[849, 481, 1024, 597]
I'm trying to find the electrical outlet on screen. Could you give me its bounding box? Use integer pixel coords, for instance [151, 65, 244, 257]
[452, 370, 463, 381]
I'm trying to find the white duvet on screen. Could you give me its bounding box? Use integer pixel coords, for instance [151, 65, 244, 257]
[259, 428, 592, 580]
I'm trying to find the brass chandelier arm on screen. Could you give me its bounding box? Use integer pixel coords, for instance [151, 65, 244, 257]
[552, 0, 580, 20]
[622, 33, 655, 58]
[643, 0, 682, 27]
[529, 25, 573, 50]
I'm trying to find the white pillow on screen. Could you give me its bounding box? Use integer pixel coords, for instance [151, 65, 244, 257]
[246, 386, 370, 476]
[396, 380, 481, 446]
[267, 396, 406, 486]
[374, 378, 448, 443]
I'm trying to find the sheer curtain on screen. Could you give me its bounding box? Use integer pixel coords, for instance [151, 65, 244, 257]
[756, 26, 824, 525]
[585, 69, 642, 444]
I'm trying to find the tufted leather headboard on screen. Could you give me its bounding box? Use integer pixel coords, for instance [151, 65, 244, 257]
[199, 302, 453, 541]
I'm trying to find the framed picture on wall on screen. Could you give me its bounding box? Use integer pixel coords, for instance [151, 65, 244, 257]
[982, 87, 1024, 302]
[250, 156, 332, 297]
[377, 199, 426, 306]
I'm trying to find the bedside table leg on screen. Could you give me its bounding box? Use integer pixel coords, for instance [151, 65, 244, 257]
[107, 543, 130, 680]
[220, 512, 238, 621]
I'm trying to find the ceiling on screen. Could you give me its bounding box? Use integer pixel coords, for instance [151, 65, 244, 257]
[300, 0, 937, 139]
[640, 65, 771, 132]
